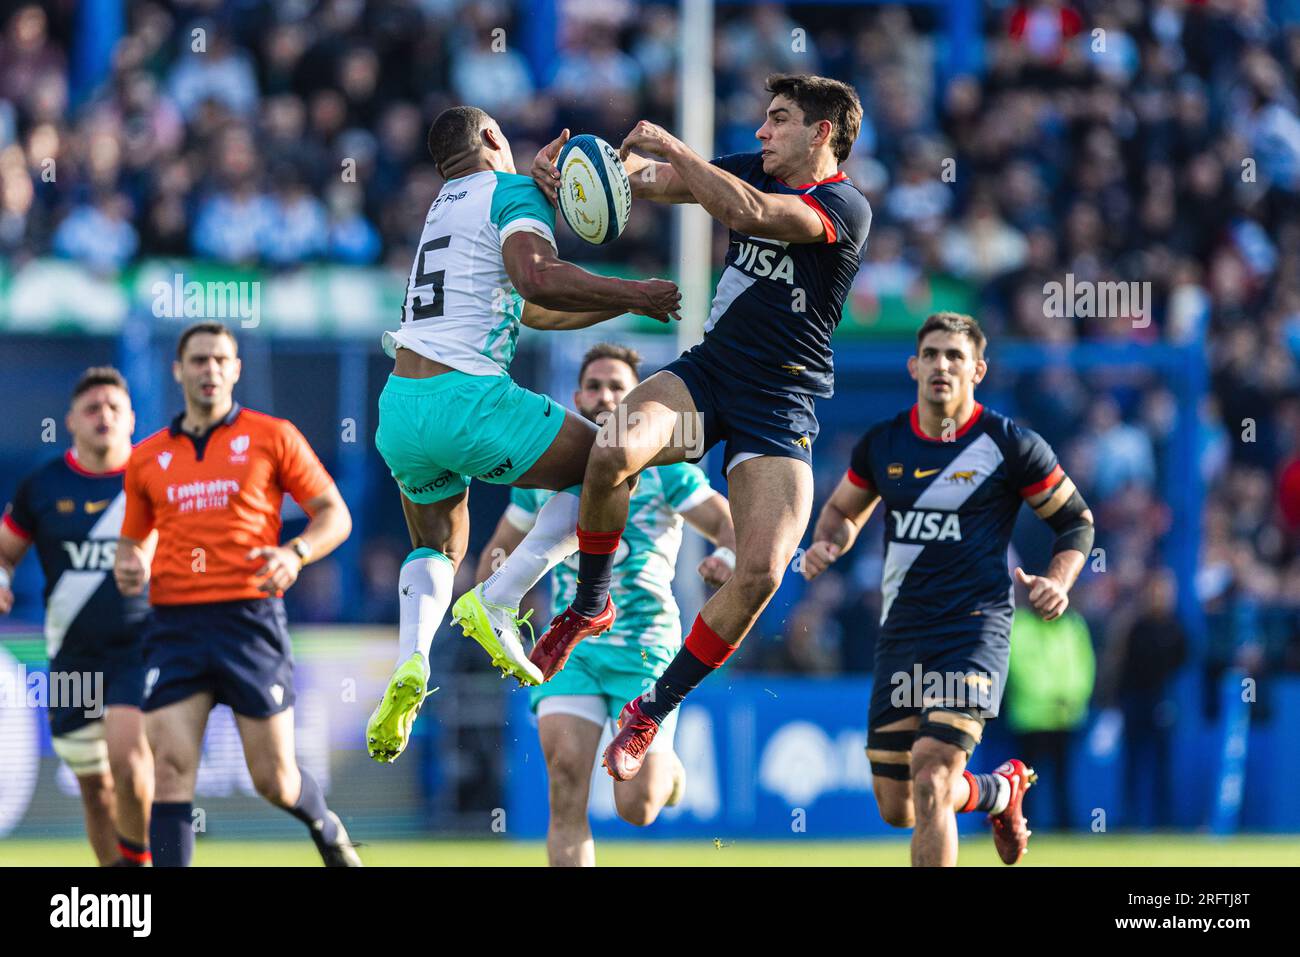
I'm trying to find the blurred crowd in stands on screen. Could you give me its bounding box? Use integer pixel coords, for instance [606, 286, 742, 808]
[3, 0, 1300, 747]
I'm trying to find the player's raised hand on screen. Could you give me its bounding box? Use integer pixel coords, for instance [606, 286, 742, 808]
[113, 545, 149, 596]
[631, 278, 682, 323]
[531, 128, 569, 207]
[697, 554, 733, 588]
[619, 120, 682, 161]
[801, 541, 841, 581]
[1014, 566, 1069, 621]
[248, 545, 302, 595]
[0, 581, 13, 614]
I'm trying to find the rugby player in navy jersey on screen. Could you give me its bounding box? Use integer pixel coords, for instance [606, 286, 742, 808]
[802, 313, 1095, 866]
[528, 74, 872, 780]
[0, 368, 154, 866]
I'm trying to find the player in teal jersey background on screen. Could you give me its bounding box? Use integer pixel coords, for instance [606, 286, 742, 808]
[477, 343, 734, 866]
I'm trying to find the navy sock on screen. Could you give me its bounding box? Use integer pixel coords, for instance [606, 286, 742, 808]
[640, 647, 712, 724]
[573, 527, 621, 617]
[149, 802, 193, 867]
[640, 616, 736, 725]
[966, 772, 1003, 813]
[287, 769, 339, 844]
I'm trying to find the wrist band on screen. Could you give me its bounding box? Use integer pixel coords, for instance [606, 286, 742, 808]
[0, 567, 10, 590]
[710, 547, 736, 570]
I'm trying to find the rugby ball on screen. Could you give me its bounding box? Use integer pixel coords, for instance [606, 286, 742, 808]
[556, 134, 631, 245]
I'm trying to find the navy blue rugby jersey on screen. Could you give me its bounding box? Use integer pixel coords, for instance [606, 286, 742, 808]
[3, 450, 148, 660]
[687, 152, 872, 397]
[848, 403, 1063, 636]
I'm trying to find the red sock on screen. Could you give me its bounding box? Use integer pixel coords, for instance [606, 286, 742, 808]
[960, 770, 979, 814]
[640, 616, 737, 724]
[684, 615, 737, 667]
[574, 526, 623, 616]
[576, 525, 622, 554]
[117, 836, 152, 866]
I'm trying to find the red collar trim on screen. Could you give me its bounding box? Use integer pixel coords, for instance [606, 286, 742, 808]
[778, 170, 848, 190]
[910, 402, 984, 442]
[64, 448, 127, 477]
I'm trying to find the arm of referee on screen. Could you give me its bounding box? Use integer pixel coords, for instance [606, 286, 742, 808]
[248, 422, 352, 595]
[116, 448, 156, 597]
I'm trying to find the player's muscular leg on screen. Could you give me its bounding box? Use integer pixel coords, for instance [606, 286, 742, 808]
[871, 716, 920, 828]
[515, 410, 599, 491]
[75, 772, 119, 865]
[401, 490, 469, 569]
[700, 456, 813, 640]
[538, 713, 603, 867]
[147, 692, 214, 802]
[910, 735, 969, 867]
[613, 751, 677, 826]
[580, 371, 700, 532]
[236, 708, 301, 807]
[105, 706, 153, 845]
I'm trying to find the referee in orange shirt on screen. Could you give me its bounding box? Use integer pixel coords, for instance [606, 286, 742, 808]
[113, 323, 358, 866]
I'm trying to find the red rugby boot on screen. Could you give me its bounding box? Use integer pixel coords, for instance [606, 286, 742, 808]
[602, 697, 659, 781]
[528, 597, 616, 680]
[989, 759, 1037, 864]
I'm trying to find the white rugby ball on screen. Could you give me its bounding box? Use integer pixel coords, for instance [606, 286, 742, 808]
[556, 134, 631, 245]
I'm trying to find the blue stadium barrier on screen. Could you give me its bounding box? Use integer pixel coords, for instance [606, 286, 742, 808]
[504, 673, 1300, 838]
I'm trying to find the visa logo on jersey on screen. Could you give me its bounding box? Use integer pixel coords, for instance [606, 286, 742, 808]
[891, 510, 962, 542]
[62, 540, 117, 570]
[733, 241, 795, 284]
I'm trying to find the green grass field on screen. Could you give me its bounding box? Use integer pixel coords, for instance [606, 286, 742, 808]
[3, 834, 1295, 867]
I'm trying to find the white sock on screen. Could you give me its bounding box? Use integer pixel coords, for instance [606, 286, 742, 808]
[481, 491, 580, 609]
[989, 774, 1011, 815]
[397, 548, 455, 667]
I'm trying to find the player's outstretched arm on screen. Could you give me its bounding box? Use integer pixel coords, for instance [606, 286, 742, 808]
[504, 232, 681, 321]
[803, 475, 880, 581]
[521, 300, 678, 330]
[0, 522, 31, 614]
[475, 512, 528, 584]
[681, 492, 736, 587]
[620, 121, 828, 243]
[625, 155, 698, 204]
[530, 129, 696, 205]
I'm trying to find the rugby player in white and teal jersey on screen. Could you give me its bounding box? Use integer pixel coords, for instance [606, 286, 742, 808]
[366, 106, 683, 763]
[477, 343, 735, 865]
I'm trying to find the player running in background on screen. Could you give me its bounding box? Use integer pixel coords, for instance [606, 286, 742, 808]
[365, 106, 680, 763]
[477, 343, 735, 866]
[527, 74, 871, 780]
[113, 323, 359, 867]
[802, 313, 1095, 866]
[0, 368, 154, 866]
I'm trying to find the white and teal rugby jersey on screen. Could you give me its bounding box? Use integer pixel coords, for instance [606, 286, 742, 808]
[508, 463, 715, 648]
[382, 170, 556, 377]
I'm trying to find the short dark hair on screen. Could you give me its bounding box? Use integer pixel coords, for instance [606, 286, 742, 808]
[578, 343, 641, 384]
[916, 312, 986, 360]
[72, 366, 129, 401]
[176, 322, 238, 360]
[765, 73, 863, 163]
[427, 106, 491, 175]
